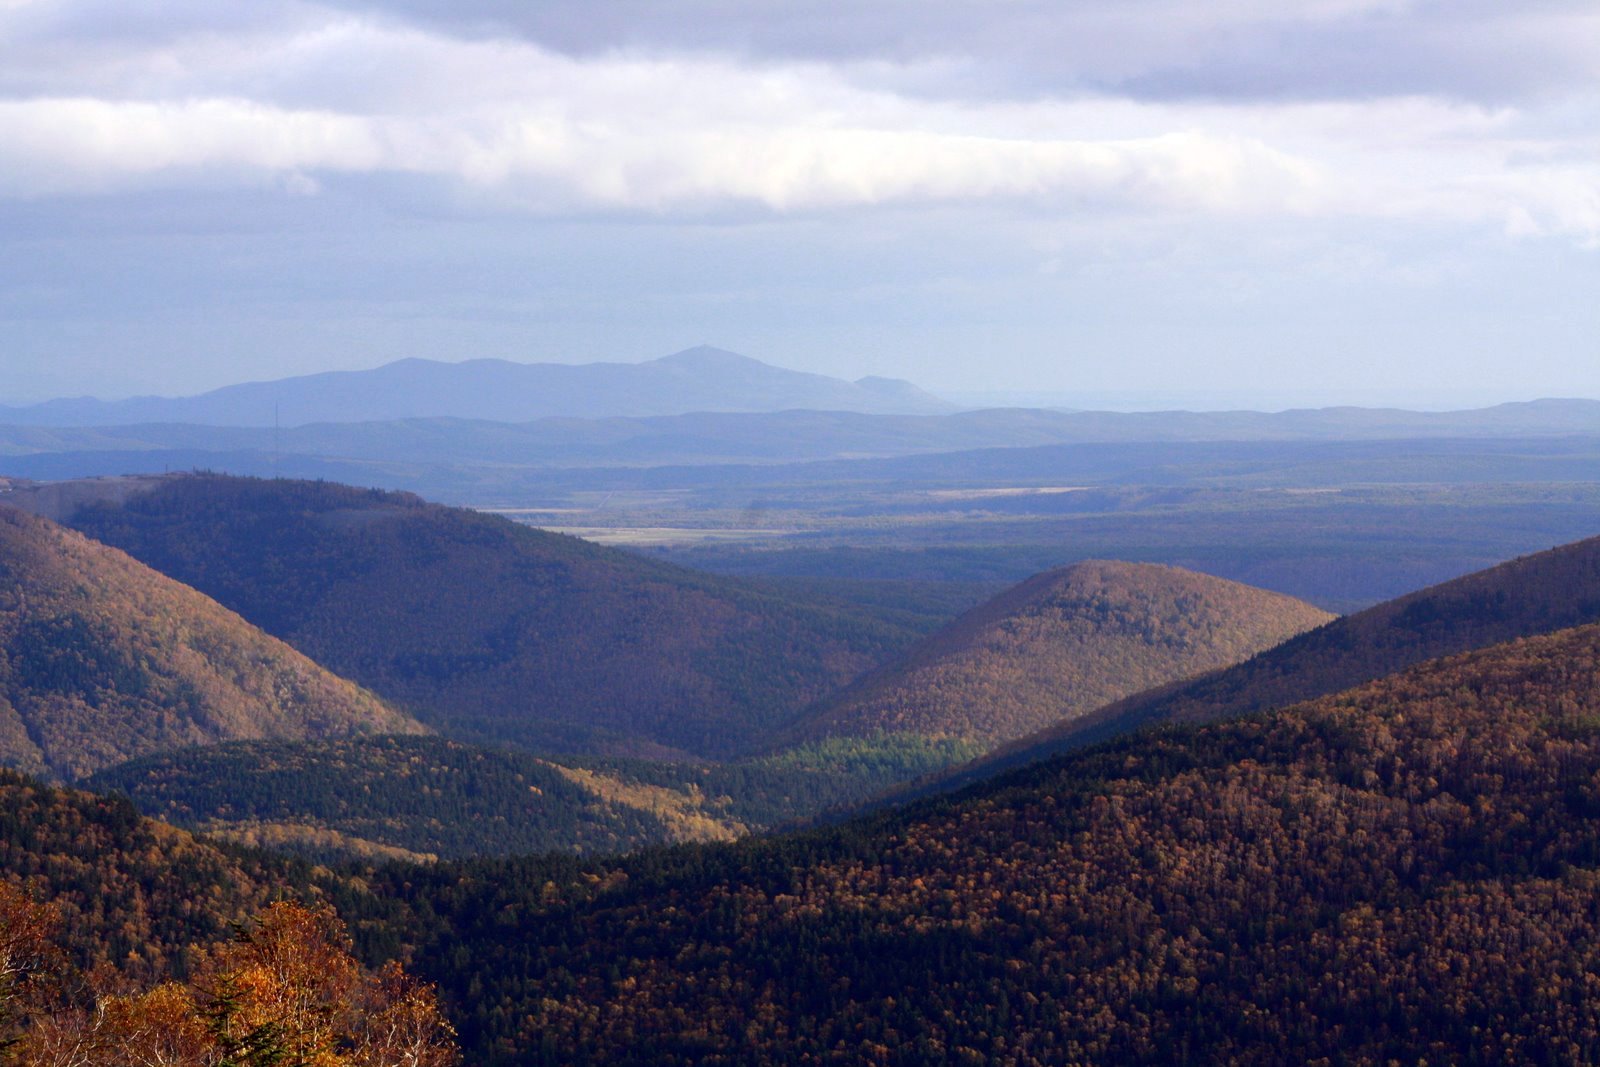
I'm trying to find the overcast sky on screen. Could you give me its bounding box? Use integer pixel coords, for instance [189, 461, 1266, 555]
[1, 0, 1597, 408]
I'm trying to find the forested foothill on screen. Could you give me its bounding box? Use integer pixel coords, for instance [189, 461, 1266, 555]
[20, 475, 1332, 861]
[83, 733, 980, 862]
[369, 621, 1600, 1064]
[0, 506, 420, 781]
[2, 458, 1599, 1064]
[788, 560, 1329, 747]
[951, 529, 1600, 791]
[59, 475, 922, 759]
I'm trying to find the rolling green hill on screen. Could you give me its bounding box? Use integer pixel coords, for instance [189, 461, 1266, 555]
[0, 505, 421, 781]
[787, 560, 1331, 749]
[377, 619, 1600, 1065]
[61, 474, 924, 758]
[958, 531, 1600, 785]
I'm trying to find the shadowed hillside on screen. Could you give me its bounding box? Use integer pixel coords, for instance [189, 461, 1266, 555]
[62, 475, 922, 758]
[0, 506, 420, 781]
[961, 531, 1600, 783]
[83, 733, 980, 863]
[378, 621, 1600, 1065]
[786, 560, 1331, 748]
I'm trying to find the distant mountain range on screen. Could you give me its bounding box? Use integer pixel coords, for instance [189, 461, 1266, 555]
[2, 398, 1596, 507]
[0, 346, 953, 427]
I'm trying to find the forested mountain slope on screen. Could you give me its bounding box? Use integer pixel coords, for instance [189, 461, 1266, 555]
[960, 531, 1600, 783]
[0, 506, 419, 780]
[0, 772, 457, 1065]
[62, 475, 922, 757]
[380, 621, 1600, 1065]
[83, 733, 978, 862]
[787, 560, 1330, 748]
[0, 770, 331, 983]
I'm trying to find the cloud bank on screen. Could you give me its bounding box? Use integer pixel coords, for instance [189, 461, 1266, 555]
[0, 4, 1594, 241]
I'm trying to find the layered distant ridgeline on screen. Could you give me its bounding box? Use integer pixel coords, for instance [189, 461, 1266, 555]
[0, 346, 952, 427]
[789, 560, 1331, 748]
[3, 398, 1596, 476]
[383, 620, 1600, 1065]
[0, 506, 419, 781]
[966, 531, 1600, 782]
[62, 475, 922, 758]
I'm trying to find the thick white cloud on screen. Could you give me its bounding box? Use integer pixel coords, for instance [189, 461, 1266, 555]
[0, 12, 1594, 243]
[0, 95, 1324, 216]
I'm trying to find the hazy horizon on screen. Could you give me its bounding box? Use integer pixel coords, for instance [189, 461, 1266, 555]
[5, 344, 1598, 414]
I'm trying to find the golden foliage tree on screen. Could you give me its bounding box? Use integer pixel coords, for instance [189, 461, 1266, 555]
[4, 901, 456, 1067]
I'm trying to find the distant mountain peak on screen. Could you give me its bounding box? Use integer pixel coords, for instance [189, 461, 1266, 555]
[654, 345, 762, 366]
[0, 347, 953, 427]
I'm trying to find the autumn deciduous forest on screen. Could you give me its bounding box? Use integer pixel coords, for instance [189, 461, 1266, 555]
[1, 889, 456, 1066]
[5, 478, 1600, 1064]
[373, 623, 1600, 1064]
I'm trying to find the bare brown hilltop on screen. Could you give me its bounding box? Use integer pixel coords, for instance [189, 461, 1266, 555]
[785, 560, 1332, 749]
[0, 506, 421, 780]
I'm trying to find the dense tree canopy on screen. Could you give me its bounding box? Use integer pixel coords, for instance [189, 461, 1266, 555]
[371, 622, 1600, 1064]
[3, 899, 457, 1066]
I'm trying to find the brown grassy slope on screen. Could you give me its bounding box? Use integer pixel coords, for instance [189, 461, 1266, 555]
[62, 475, 922, 758]
[956, 531, 1600, 785]
[0, 506, 421, 780]
[785, 560, 1332, 748]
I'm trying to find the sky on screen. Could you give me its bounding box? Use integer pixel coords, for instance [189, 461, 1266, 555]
[1, 0, 1597, 409]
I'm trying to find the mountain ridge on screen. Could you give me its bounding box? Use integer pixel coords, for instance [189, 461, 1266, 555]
[56, 474, 929, 758]
[0, 346, 954, 427]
